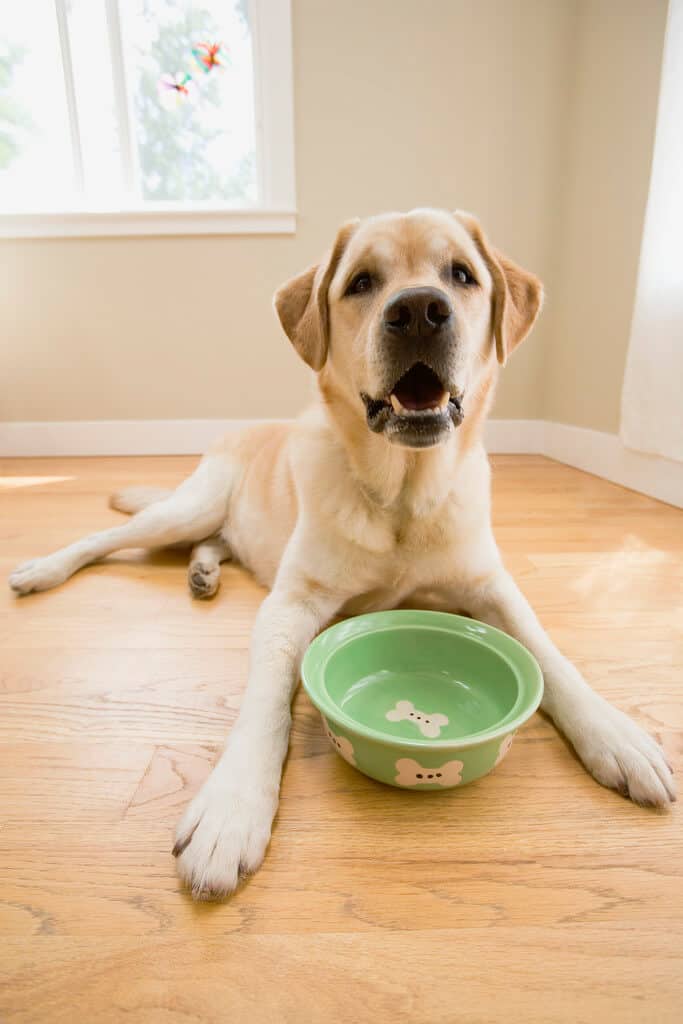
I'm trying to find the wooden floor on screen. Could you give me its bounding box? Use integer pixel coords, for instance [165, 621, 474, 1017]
[1, 455, 681, 1023]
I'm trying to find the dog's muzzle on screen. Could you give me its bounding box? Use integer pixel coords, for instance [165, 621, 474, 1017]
[360, 287, 464, 449]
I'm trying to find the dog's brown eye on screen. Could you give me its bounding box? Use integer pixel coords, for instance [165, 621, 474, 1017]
[346, 272, 373, 296]
[452, 263, 476, 286]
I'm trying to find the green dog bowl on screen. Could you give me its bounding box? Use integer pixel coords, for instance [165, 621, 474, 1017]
[301, 610, 543, 789]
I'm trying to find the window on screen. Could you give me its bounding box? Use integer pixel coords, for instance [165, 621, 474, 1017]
[0, 0, 295, 236]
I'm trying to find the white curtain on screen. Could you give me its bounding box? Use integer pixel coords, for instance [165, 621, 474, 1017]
[621, 0, 683, 463]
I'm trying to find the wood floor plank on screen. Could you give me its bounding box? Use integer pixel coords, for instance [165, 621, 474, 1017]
[0, 454, 681, 1022]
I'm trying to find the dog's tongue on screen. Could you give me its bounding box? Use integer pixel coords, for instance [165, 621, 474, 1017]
[391, 363, 447, 411]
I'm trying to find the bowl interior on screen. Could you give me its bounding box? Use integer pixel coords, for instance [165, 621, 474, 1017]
[303, 611, 543, 746]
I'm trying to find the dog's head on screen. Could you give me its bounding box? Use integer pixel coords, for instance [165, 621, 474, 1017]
[274, 209, 542, 449]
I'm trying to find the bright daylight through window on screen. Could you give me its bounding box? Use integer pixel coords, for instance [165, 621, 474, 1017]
[0, 0, 295, 235]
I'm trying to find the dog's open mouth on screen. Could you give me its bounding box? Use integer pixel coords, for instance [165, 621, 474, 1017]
[390, 362, 450, 415]
[361, 363, 464, 447]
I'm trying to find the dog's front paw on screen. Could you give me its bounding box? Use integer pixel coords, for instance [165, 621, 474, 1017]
[573, 698, 676, 808]
[9, 555, 71, 595]
[173, 765, 278, 899]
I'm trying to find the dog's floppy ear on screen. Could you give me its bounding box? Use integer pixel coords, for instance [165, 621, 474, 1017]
[273, 219, 359, 370]
[454, 210, 543, 365]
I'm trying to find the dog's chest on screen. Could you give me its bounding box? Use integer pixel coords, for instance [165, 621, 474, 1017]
[342, 498, 468, 590]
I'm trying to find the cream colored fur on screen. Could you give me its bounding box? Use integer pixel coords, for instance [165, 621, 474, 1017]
[9, 209, 675, 900]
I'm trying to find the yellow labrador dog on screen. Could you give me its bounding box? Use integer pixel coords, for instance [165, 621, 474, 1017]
[10, 209, 675, 898]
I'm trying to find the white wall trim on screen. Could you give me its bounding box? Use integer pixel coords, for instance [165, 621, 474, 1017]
[541, 421, 683, 509]
[1, 418, 681, 508]
[0, 207, 297, 239]
[250, 0, 297, 211]
[483, 419, 542, 455]
[0, 419, 274, 457]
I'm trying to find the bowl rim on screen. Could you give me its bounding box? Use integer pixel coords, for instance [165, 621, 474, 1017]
[301, 609, 544, 750]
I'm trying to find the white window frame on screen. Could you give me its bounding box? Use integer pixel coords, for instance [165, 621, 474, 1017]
[0, 0, 296, 238]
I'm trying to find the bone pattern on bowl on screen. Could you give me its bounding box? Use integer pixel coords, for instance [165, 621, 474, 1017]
[394, 757, 464, 787]
[385, 699, 449, 738]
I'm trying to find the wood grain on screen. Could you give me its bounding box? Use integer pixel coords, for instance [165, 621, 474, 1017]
[0, 454, 681, 1023]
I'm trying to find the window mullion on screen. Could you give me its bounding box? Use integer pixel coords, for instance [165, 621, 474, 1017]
[247, 0, 267, 207]
[104, 0, 138, 202]
[54, 0, 85, 195]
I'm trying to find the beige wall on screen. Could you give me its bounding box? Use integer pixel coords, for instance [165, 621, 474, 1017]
[541, 0, 668, 433]
[0, 1, 668, 431]
[0, 0, 574, 423]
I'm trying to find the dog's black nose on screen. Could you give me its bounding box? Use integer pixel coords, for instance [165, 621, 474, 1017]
[383, 287, 453, 338]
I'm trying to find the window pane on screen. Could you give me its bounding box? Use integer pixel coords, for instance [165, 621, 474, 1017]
[67, 0, 126, 205]
[0, 0, 76, 210]
[121, 0, 258, 204]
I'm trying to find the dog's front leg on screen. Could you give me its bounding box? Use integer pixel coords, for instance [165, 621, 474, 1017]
[461, 570, 676, 807]
[173, 581, 341, 899]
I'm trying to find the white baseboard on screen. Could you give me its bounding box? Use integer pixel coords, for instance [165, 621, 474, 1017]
[540, 421, 683, 509]
[483, 419, 542, 455]
[484, 419, 682, 508]
[1, 417, 681, 507]
[0, 419, 270, 458]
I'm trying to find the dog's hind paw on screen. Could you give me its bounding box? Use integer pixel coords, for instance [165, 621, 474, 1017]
[188, 561, 221, 599]
[9, 555, 71, 595]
